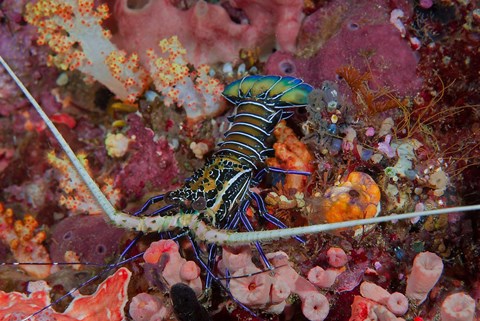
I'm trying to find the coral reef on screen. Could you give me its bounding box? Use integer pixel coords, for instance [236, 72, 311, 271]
[0, 0, 479, 320]
[146, 36, 225, 123]
[143, 239, 203, 294]
[266, 120, 314, 193]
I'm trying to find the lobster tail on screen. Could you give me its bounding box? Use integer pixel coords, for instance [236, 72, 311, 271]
[222, 75, 313, 107]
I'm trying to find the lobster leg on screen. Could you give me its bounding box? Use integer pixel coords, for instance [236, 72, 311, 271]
[132, 194, 171, 216]
[204, 209, 242, 288]
[251, 166, 311, 187]
[250, 192, 306, 244]
[187, 235, 259, 318]
[238, 202, 273, 270]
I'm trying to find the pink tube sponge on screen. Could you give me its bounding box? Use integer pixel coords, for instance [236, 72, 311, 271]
[405, 252, 444, 303]
[440, 292, 476, 321]
[360, 281, 391, 304]
[327, 247, 349, 267]
[129, 293, 170, 321]
[307, 266, 339, 288]
[143, 240, 202, 295]
[180, 261, 201, 281]
[387, 292, 409, 316]
[302, 291, 330, 321]
[229, 266, 272, 307]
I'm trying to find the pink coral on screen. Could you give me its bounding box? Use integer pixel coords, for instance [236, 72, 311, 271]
[405, 252, 444, 304]
[440, 292, 476, 321]
[229, 266, 272, 307]
[387, 292, 409, 316]
[349, 296, 406, 321]
[219, 246, 329, 320]
[358, 282, 408, 317]
[360, 281, 391, 304]
[301, 292, 330, 321]
[0, 267, 131, 321]
[327, 247, 349, 267]
[112, 0, 304, 66]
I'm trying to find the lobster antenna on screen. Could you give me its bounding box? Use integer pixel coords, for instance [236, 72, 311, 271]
[0, 56, 117, 219]
[223, 204, 480, 244]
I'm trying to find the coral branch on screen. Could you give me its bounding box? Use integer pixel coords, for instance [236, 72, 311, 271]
[25, 0, 148, 103]
[47, 151, 121, 215]
[0, 203, 52, 279]
[146, 36, 225, 123]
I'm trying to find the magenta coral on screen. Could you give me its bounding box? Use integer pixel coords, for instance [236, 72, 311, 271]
[440, 292, 476, 321]
[405, 252, 444, 304]
[24, 0, 148, 103]
[265, 0, 422, 96]
[116, 114, 179, 199]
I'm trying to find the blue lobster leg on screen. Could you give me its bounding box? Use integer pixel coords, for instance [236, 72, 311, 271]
[132, 194, 179, 217]
[204, 244, 217, 289]
[250, 192, 306, 244]
[251, 166, 311, 187]
[238, 200, 273, 270]
[132, 194, 165, 216]
[204, 209, 243, 288]
[187, 235, 259, 318]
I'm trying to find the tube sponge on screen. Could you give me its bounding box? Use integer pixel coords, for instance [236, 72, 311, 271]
[440, 292, 476, 321]
[405, 252, 444, 304]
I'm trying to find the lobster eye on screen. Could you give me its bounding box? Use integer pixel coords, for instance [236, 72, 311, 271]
[192, 197, 207, 211]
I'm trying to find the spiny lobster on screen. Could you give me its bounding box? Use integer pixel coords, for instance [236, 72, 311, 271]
[1, 56, 479, 320]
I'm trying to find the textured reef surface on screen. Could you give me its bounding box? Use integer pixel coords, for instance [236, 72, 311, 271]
[0, 0, 479, 320]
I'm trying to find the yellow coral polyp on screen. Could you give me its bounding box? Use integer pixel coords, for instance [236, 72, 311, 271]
[322, 172, 381, 224]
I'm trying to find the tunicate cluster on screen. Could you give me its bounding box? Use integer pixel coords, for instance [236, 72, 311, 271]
[304, 81, 344, 154]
